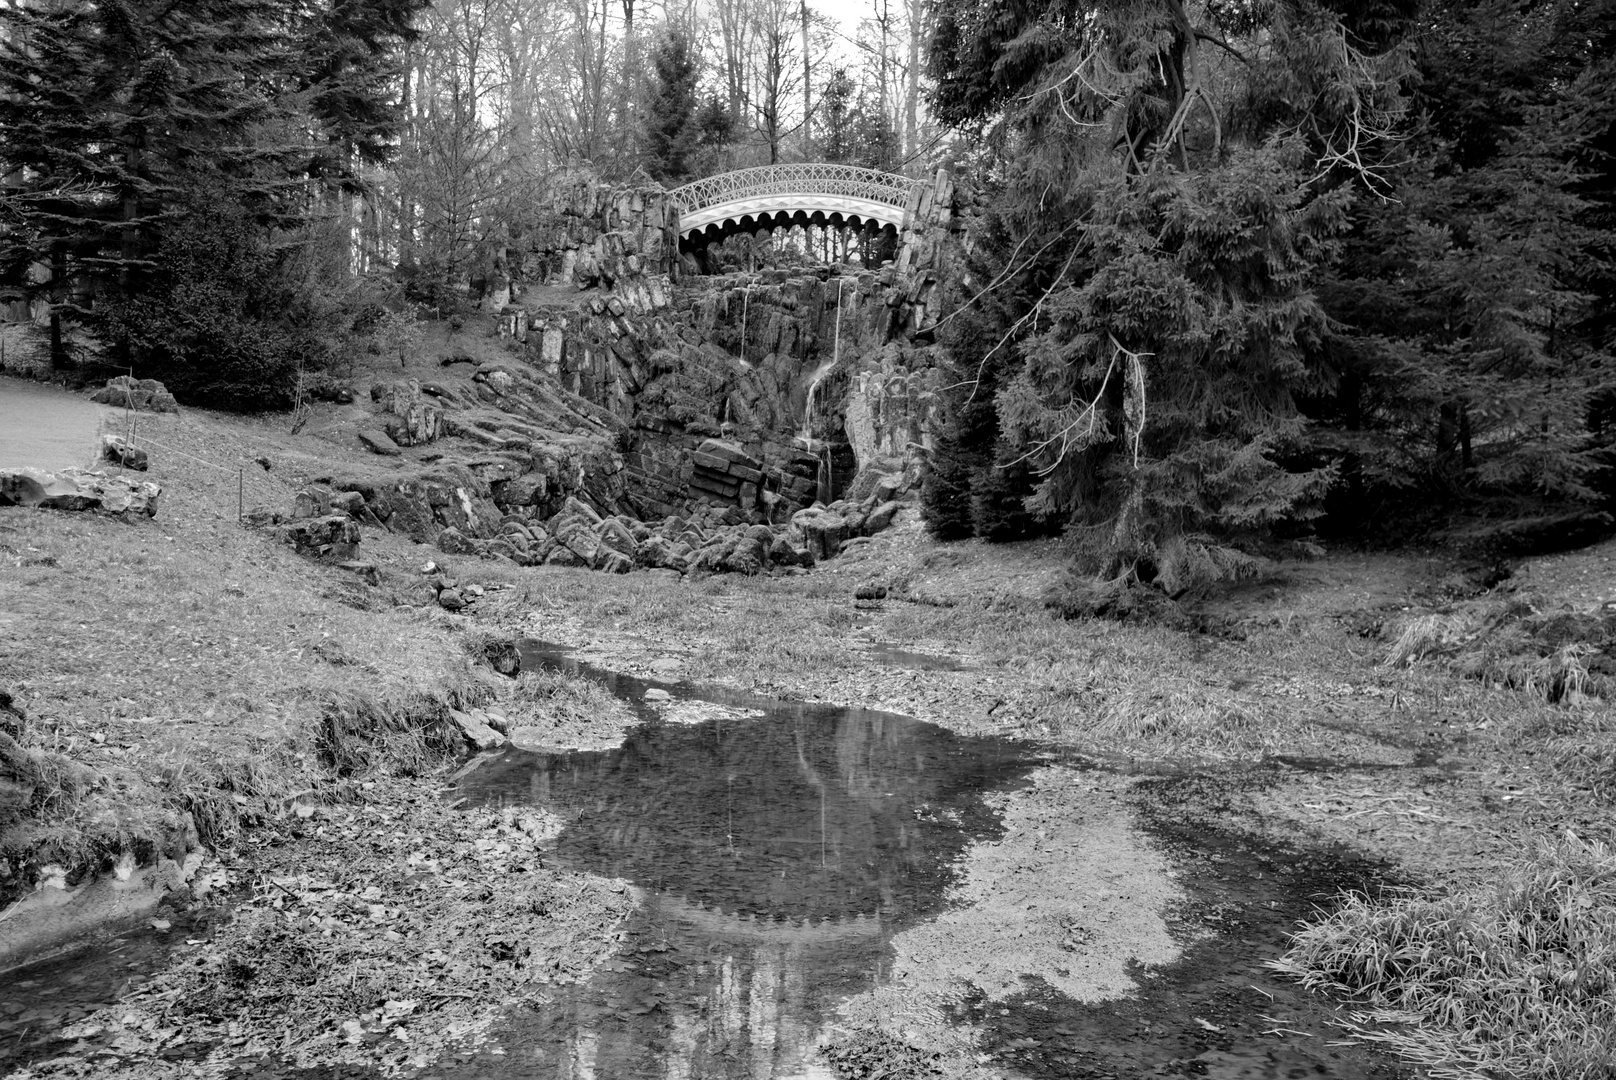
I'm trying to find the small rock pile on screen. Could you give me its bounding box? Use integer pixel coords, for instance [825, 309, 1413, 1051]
[0, 468, 160, 516]
[88, 376, 178, 412]
[448, 705, 510, 750]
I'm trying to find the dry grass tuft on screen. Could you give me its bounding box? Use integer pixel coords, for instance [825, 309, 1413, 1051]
[1271, 832, 1616, 1080]
[1383, 601, 1610, 704]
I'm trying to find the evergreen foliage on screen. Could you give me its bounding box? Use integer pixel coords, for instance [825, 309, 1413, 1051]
[644, 29, 702, 183]
[924, 0, 1406, 584]
[1312, 0, 1616, 541]
[92, 188, 354, 410]
[0, 0, 416, 404]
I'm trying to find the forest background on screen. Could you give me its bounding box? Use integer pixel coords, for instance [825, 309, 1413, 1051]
[1, 0, 1613, 577]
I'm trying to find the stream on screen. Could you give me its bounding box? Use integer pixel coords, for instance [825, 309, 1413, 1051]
[1, 644, 1407, 1080]
[430, 645, 1405, 1080]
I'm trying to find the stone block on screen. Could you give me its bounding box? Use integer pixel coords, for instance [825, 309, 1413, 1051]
[449, 708, 505, 751]
[100, 434, 148, 471]
[358, 429, 402, 456]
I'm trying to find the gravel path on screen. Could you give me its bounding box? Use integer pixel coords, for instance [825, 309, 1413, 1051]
[0, 376, 115, 470]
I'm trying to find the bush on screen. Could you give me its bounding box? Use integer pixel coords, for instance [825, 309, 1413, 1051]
[93, 188, 364, 411]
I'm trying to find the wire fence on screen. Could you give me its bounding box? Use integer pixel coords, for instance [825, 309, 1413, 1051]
[99, 408, 294, 526]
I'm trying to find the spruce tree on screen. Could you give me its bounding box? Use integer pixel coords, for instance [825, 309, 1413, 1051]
[1314, 0, 1616, 542]
[924, 0, 1413, 588]
[0, 0, 304, 307]
[0, 0, 418, 400]
[644, 28, 701, 183]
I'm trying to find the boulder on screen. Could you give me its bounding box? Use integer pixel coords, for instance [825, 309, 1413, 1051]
[276, 514, 360, 559]
[769, 533, 813, 568]
[486, 538, 522, 563]
[792, 508, 848, 562]
[358, 429, 402, 457]
[448, 708, 504, 751]
[337, 560, 380, 586]
[438, 588, 467, 611]
[330, 490, 367, 519]
[866, 500, 902, 533]
[598, 516, 639, 559]
[720, 534, 767, 575]
[560, 526, 601, 565]
[496, 473, 548, 507]
[639, 534, 674, 569]
[544, 545, 584, 567]
[597, 549, 634, 574]
[436, 527, 480, 556]
[0, 468, 160, 517]
[100, 434, 148, 471]
[290, 486, 334, 520]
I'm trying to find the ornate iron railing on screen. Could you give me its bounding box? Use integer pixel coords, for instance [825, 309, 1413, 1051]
[669, 163, 922, 216]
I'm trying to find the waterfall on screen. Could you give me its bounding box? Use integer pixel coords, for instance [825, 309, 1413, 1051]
[797, 277, 845, 447]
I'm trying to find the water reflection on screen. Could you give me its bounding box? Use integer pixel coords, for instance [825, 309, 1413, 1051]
[447, 646, 1040, 1079]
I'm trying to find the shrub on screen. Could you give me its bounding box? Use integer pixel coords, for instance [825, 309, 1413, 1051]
[1271, 832, 1616, 1080]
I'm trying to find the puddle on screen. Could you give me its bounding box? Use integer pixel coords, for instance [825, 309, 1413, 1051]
[0, 907, 223, 1072]
[439, 643, 1045, 1077]
[445, 647, 1406, 1080]
[962, 775, 1412, 1080]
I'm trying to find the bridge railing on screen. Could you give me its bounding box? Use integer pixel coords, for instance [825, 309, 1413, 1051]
[669, 164, 922, 217]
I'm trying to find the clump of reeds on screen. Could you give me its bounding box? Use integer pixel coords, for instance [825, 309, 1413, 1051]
[1384, 602, 1609, 704]
[1270, 831, 1616, 1079]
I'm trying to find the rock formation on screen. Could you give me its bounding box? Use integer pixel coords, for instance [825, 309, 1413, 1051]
[0, 468, 160, 516]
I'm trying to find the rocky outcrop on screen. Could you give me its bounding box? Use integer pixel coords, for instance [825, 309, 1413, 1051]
[371, 380, 445, 447]
[0, 468, 160, 516]
[275, 514, 361, 560]
[514, 167, 680, 294]
[426, 481, 910, 577]
[88, 376, 177, 412]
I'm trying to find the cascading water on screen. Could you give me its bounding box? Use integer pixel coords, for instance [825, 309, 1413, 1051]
[797, 277, 845, 449]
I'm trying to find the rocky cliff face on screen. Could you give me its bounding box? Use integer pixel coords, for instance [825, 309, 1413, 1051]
[325, 164, 978, 572]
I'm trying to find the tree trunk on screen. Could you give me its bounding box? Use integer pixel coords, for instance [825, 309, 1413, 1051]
[800, 0, 812, 156]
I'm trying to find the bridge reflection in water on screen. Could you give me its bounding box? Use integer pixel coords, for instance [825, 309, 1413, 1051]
[451, 647, 1039, 1079]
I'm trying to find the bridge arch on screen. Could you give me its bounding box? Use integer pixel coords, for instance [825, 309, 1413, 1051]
[669, 163, 924, 257]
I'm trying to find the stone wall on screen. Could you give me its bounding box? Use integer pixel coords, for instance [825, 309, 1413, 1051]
[513, 166, 680, 295]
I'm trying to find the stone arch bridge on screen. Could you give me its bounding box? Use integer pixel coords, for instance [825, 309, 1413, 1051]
[668, 163, 950, 258]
